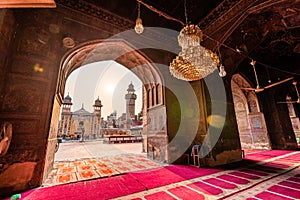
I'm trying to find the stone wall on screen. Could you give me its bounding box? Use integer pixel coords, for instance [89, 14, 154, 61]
[0, 4, 136, 197]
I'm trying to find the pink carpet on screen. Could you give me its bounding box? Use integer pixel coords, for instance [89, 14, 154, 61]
[239, 169, 269, 176]
[5, 150, 298, 200]
[228, 171, 260, 180]
[19, 165, 221, 200]
[203, 178, 237, 189]
[24, 174, 146, 200]
[287, 177, 300, 182]
[168, 186, 205, 199]
[268, 185, 300, 199]
[187, 181, 223, 195]
[216, 174, 249, 184]
[144, 191, 176, 200]
[278, 181, 300, 189]
[129, 165, 221, 189]
[255, 191, 292, 200]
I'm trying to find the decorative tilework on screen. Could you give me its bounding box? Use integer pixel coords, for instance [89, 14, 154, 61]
[45, 153, 163, 186]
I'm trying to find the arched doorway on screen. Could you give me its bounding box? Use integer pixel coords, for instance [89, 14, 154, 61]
[285, 95, 300, 145]
[43, 39, 166, 184]
[231, 74, 271, 153]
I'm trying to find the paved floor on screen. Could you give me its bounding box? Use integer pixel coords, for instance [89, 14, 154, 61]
[54, 140, 145, 161]
[43, 141, 163, 186]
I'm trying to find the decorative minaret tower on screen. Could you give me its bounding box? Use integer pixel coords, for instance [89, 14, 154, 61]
[125, 82, 137, 128]
[93, 97, 103, 115]
[93, 97, 103, 138]
[59, 93, 73, 137]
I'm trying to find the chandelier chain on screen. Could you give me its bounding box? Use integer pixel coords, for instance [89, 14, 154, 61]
[184, 0, 188, 25]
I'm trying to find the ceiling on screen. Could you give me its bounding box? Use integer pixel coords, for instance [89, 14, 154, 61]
[86, 0, 300, 81]
[63, 0, 300, 90]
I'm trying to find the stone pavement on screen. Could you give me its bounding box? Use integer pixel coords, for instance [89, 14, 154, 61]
[54, 140, 145, 161]
[43, 141, 164, 186]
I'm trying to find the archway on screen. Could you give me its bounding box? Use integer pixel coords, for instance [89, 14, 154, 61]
[231, 74, 271, 154]
[285, 95, 300, 145]
[42, 39, 166, 185]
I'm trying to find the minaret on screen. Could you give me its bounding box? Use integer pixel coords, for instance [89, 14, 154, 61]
[93, 97, 103, 116]
[93, 97, 103, 137]
[62, 93, 72, 113]
[125, 82, 137, 128]
[59, 93, 73, 137]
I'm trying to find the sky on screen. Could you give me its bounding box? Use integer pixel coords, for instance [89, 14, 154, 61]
[64, 61, 142, 118]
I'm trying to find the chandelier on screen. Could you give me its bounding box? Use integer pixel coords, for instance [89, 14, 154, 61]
[134, 0, 223, 81]
[169, 24, 220, 81]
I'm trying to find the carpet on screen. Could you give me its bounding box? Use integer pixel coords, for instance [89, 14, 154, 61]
[228, 171, 260, 180]
[254, 191, 292, 200]
[216, 174, 249, 184]
[44, 154, 162, 186]
[129, 165, 220, 190]
[187, 181, 223, 195]
[203, 178, 237, 189]
[167, 186, 205, 199]
[268, 185, 300, 199]
[239, 169, 269, 176]
[278, 180, 300, 190]
[7, 150, 300, 200]
[24, 174, 146, 200]
[144, 191, 176, 200]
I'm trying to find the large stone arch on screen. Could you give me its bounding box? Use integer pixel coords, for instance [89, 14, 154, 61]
[57, 39, 164, 100]
[231, 74, 271, 151]
[43, 39, 167, 182]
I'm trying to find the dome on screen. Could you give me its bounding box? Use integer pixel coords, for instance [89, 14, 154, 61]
[127, 82, 135, 92]
[93, 97, 103, 107]
[73, 106, 91, 115]
[63, 94, 72, 104]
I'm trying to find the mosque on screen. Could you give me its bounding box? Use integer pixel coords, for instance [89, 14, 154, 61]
[0, 0, 300, 199]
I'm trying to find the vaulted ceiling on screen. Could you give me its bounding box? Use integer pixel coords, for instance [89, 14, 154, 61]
[81, 0, 300, 87]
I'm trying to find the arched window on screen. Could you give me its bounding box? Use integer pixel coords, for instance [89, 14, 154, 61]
[156, 84, 160, 104]
[147, 89, 151, 108]
[152, 86, 155, 106]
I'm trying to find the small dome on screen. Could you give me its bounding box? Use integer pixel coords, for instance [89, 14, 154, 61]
[63, 94, 72, 104]
[94, 97, 103, 107]
[127, 82, 135, 92]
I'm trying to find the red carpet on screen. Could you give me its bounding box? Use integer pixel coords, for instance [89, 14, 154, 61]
[203, 178, 237, 189]
[168, 186, 205, 199]
[129, 165, 220, 189]
[268, 185, 300, 199]
[255, 191, 292, 200]
[187, 181, 223, 195]
[216, 174, 249, 184]
[128, 167, 185, 189]
[228, 171, 260, 180]
[239, 169, 269, 176]
[6, 150, 299, 200]
[278, 181, 300, 189]
[22, 165, 221, 200]
[164, 165, 222, 179]
[24, 174, 146, 200]
[144, 191, 176, 200]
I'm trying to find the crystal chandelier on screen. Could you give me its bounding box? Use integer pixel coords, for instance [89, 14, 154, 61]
[169, 24, 220, 81]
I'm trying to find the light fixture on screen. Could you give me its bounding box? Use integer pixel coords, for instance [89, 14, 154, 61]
[134, 0, 144, 34]
[219, 65, 226, 77]
[135, 0, 219, 81]
[169, 24, 220, 81]
[218, 47, 226, 77]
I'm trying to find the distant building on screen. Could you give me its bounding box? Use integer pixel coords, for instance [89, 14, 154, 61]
[106, 111, 117, 128]
[125, 82, 137, 129]
[58, 95, 103, 140]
